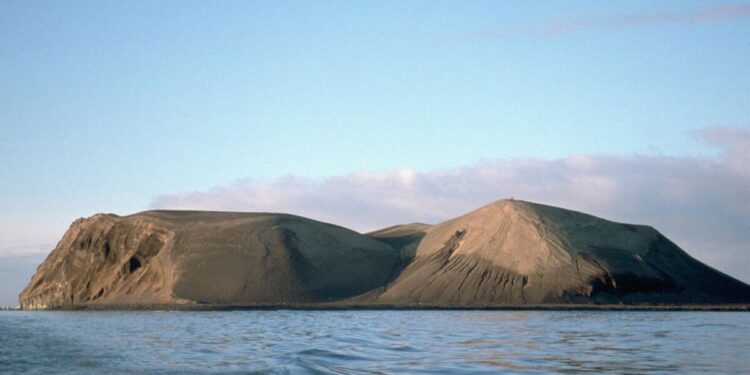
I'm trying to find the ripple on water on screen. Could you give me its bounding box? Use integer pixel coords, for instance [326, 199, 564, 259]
[1, 310, 749, 374]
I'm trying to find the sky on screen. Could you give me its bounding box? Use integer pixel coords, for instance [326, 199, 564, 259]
[1, 1, 750, 307]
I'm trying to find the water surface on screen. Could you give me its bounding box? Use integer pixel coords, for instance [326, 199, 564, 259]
[1, 310, 748, 374]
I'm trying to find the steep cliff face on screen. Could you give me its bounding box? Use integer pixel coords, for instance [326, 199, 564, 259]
[19, 213, 179, 309]
[19, 200, 750, 309]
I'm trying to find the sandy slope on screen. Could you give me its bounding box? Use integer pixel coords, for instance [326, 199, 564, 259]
[19, 211, 399, 309]
[370, 200, 750, 305]
[19, 200, 750, 309]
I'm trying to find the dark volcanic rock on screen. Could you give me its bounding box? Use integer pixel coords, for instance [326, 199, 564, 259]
[19, 200, 750, 309]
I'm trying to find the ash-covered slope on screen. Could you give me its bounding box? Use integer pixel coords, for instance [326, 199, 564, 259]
[19, 211, 400, 309]
[369, 200, 750, 305]
[19, 200, 750, 309]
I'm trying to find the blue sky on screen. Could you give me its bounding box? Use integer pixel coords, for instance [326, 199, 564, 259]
[1, 1, 750, 305]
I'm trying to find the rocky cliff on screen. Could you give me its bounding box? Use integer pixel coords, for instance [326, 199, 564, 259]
[19, 200, 750, 309]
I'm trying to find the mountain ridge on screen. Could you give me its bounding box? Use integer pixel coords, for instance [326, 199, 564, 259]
[19, 199, 750, 309]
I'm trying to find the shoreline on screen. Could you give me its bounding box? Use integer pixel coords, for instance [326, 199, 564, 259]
[11, 303, 750, 312]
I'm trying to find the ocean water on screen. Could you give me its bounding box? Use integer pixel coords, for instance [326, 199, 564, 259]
[1, 310, 748, 374]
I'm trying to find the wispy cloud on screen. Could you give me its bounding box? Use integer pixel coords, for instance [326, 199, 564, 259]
[152, 126, 750, 284]
[450, 3, 750, 43]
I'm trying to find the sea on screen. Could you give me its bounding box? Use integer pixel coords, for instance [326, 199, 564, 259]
[1, 310, 748, 374]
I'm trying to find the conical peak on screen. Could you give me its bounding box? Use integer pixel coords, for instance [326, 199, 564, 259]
[468, 199, 651, 234]
[413, 199, 573, 274]
[413, 198, 667, 276]
[448, 198, 532, 223]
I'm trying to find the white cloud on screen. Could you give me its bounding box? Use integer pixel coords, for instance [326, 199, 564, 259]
[152, 126, 750, 283]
